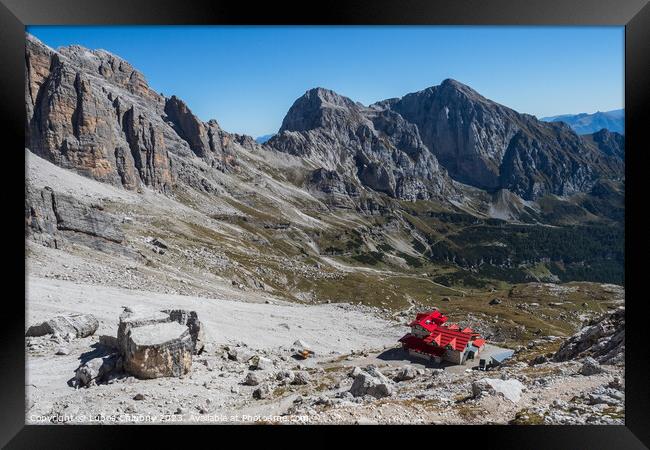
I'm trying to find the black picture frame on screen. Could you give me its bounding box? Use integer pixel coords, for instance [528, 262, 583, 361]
[1, 0, 648, 447]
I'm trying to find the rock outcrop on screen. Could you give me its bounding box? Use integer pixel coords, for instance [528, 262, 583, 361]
[25, 34, 174, 190]
[25, 184, 125, 249]
[306, 168, 359, 209]
[164, 95, 211, 158]
[554, 306, 624, 365]
[25, 32, 625, 218]
[379, 79, 521, 191]
[268, 80, 623, 202]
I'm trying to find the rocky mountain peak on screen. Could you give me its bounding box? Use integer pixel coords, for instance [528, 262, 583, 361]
[306, 87, 357, 107]
[270, 86, 456, 202]
[379, 79, 624, 199]
[279, 87, 362, 133]
[438, 78, 484, 99]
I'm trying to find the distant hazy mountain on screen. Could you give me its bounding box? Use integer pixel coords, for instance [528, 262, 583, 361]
[255, 134, 275, 144]
[541, 109, 624, 135]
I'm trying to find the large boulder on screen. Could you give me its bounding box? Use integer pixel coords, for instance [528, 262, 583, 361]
[349, 366, 394, 399]
[472, 378, 525, 403]
[25, 184, 134, 254]
[25, 34, 173, 191]
[116, 308, 203, 379]
[26, 313, 99, 338]
[122, 320, 193, 379]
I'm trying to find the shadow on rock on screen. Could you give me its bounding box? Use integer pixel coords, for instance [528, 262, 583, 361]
[78, 342, 116, 365]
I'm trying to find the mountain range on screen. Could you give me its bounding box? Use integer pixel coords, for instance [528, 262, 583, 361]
[24, 33, 625, 289]
[541, 109, 624, 135]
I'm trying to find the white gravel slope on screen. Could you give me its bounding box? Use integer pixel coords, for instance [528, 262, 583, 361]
[26, 276, 403, 354]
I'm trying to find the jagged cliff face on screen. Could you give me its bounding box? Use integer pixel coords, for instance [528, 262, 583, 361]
[26, 36, 171, 190]
[379, 79, 623, 200]
[379, 79, 521, 191]
[24, 35, 239, 193]
[268, 88, 457, 202]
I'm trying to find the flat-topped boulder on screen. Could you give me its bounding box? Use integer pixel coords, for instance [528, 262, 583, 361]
[123, 321, 193, 379]
[114, 307, 205, 379]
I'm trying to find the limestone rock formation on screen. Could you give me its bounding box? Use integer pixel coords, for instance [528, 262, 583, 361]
[25, 34, 239, 193]
[306, 168, 359, 209]
[381, 79, 624, 200]
[268, 87, 457, 202]
[269, 80, 623, 202]
[25, 32, 625, 215]
[124, 321, 193, 379]
[379, 78, 521, 191]
[25, 184, 125, 249]
[553, 306, 624, 365]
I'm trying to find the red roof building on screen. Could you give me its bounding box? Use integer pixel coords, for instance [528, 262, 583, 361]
[399, 310, 486, 365]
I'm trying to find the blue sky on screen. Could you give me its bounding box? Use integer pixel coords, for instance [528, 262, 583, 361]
[28, 26, 624, 137]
